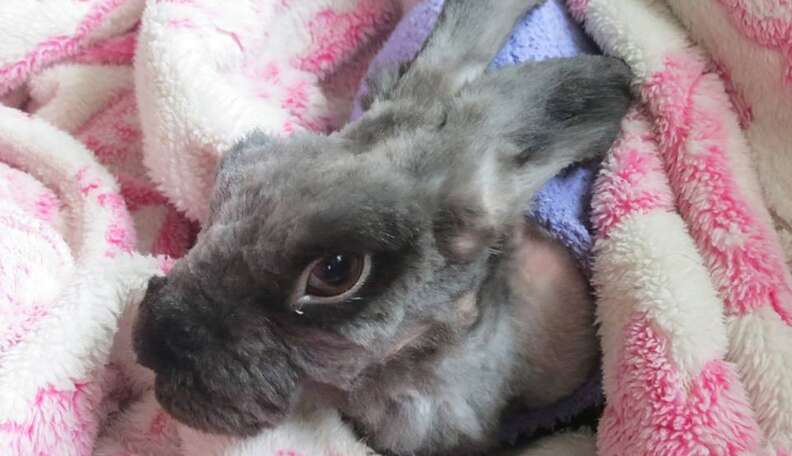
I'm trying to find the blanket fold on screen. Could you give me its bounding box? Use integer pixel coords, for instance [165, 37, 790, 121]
[573, 0, 792, 453]
[135, 0, 400, 222]
[0, 104, 161, 454]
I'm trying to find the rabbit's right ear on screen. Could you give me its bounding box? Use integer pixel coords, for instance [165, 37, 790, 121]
[432, 56, 634, 263]
[363, 0, 540, 109]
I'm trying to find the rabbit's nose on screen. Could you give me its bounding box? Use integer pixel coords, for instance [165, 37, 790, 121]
[137, 317, 205, 372]
[135, 317, 182, 373]
[133, 277, 205, 372]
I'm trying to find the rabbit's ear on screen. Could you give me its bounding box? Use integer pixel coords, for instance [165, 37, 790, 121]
[363, 0, 539, 108]
[433, 56, 634, 263]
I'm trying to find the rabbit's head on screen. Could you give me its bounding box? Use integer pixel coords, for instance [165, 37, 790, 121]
[133, 0, 633, 437]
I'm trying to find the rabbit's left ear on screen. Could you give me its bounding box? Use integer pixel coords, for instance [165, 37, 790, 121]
[433, 56, 634, 263]
[363, 0, 540, 109]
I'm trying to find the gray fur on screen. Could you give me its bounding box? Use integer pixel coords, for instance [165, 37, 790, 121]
[133, 0, 633, 454]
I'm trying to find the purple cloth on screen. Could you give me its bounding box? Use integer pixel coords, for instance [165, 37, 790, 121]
[349, 0, 445, 121]
[490, 0, 598, 267]
[350, 1, 603, 444]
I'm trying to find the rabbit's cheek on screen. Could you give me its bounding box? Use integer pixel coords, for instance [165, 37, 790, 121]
[454, 290, 479, 328]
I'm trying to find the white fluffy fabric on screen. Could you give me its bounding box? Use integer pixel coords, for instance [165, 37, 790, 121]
[574, 0, 792, 454]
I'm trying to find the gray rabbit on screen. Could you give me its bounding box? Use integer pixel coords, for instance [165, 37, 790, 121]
[132, 0, 633, 454]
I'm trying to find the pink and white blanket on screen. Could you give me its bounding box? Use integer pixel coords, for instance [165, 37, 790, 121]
[575, 0, 792, 454]
[1, 0, 792, 455]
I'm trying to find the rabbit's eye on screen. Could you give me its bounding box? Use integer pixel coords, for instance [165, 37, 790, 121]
[293, 253, 371, 306]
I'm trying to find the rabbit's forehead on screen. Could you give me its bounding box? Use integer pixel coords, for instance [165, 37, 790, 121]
[204, 173, 427, 263]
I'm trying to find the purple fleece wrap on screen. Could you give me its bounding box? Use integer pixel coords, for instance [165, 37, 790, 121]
[350, 0, 604, 444]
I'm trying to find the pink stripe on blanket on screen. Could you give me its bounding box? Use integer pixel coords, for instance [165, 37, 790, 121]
[118, 173, 198, 258]
[0, 209, 64, 355]
[75, 89, 196, 257]
[716, 0, 792, 84]
[151, 208, 198, 258]
[598, 312, 761, 455]
[0, 209, 67, 354]
[0, 164, 62, 223]
[76, 167, 136, 256]
[645, 52, 792, 325]
[1, 305, 48, 355]
[591, 108, 675, 239]
[275, 451, 305, 456]
[0, 205, 71, 271]
[148, 410, 173, 436]
[34, 191, 61, 223]
[117, 173, 170, 210]
[294, 0, 398, 78]
[282, 80, 331, 132]
[0, 382, 99, 455]
[73, 31, 139, 66]
[77, 167, 103, 196]
[98, 192, 135, 255]
[77, 90, 139, 164]
[0, 0, 133, 96]
[710, 60, 753, 128]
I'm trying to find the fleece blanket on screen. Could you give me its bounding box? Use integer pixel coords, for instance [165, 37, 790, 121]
[571, 0, 792, 454]
[0, 0, 601, 455]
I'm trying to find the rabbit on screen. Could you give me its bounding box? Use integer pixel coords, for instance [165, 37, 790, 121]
[132, 0, 633, 454]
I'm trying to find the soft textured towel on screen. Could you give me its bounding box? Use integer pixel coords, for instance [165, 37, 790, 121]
[572, 0, 792, 454]
[673, 1, 792, 272]
[0, 105, 161, 454]
[0, 0, 143, 99]
[28, 63, 198, 259]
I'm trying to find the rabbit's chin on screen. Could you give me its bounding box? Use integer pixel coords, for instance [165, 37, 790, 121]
[149, 349, 301, 438]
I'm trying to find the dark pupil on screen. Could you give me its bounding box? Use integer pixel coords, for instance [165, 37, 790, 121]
[317, 255, 352, 285]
